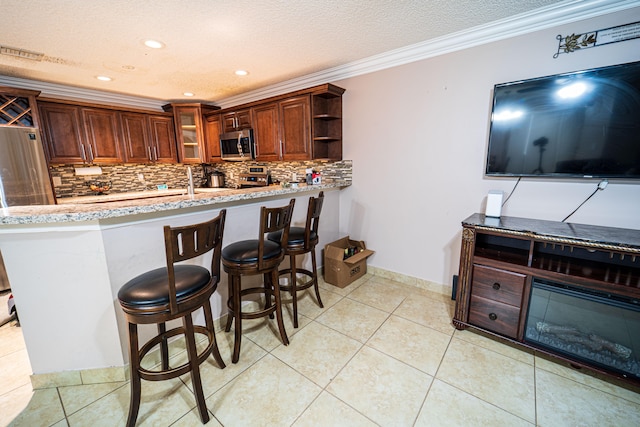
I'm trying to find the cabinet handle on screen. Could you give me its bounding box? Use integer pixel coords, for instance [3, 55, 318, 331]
[492, 282, 501, 290]
[489, 313, 498, 321]
[80, 144, 87, 162]
[87, 144, 94, 162]
[148, 146, 153, 161]
[152, 146, 158, 161]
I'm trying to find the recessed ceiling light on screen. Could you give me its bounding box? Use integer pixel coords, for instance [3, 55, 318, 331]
[96, 75, 112, 81]
[235, 70, 249, 76]
[144, 40, 165, 49]
[183, 92, 194, 97]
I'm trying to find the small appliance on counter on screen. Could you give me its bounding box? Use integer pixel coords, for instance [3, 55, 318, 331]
[202, 165, 226, 188]
[239, 166, 271, 188]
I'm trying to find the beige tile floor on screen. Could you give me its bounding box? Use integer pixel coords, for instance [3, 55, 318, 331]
[1, 274, 640, 426]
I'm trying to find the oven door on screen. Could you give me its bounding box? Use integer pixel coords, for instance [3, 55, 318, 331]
[220, 129, 255, 161]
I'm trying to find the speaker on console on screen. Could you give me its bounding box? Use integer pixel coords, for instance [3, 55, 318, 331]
[485, 190, 503, 218]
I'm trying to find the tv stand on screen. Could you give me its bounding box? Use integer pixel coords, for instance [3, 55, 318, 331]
[453, 214, 640, 384]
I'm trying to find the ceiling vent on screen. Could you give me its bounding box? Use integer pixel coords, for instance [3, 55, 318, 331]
[0, 45, 44, 61]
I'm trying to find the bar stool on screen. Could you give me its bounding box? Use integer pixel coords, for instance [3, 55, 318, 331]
[222, 199, 295, 363]
[268, 191, 324, 328]
[117, 210, 227, 427]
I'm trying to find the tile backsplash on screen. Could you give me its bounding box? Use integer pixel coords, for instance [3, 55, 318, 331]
[51, 160, 352, 198]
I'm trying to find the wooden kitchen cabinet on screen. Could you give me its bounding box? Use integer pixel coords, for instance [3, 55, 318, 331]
[252, 96, 311, 161]
[222, 109, 251, 133]
[0, 86, 41, 128]
[39, 102, 87, 163]
[311, 85, 344, 160]
[81, 108, 122, 163]
[165, 103, 220, 163]
[120, 112, 177, 163]
[216, 83, 344, 161]
[279, 95, 311, 160]
[252, 102, 280, 161]
[39, 102, 122, 164]
[203, 113, 222, 162]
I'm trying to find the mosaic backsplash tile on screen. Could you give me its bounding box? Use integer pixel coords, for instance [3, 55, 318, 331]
[51, 160, 352, 198]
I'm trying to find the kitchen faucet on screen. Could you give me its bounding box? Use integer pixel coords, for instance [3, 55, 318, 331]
[187, 166, 194, 195]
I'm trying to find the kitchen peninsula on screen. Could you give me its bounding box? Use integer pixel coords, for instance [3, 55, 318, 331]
[0, 182, 346, 386]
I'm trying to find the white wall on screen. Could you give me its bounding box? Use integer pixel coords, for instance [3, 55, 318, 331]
[335, 8, 640, 288]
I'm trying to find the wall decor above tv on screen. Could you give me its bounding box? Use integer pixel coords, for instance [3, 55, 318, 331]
[485, 60, 640, 180]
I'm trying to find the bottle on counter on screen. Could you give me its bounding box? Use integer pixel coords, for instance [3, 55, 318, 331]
[306, 168, 313, 185]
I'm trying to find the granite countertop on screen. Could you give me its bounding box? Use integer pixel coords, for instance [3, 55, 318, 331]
[1, 183, 342, 226]
[463, 213, 640, 250]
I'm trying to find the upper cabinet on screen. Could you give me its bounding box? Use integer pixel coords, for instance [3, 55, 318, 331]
[81, 108, 122, 163]
[120, 112, 177, 163]
[39, 102, 122, 164]
[310, 85, 344, 160]
[203, 113, 222, 162]
[0, 86, 42, 128]
[252, 96, 311, 161]
[279, 95, 311, 160]
[164, 103, 220, 163]
[219, 83, 344, 162]
[252, 103, 280, 161]
[222, 109, 251, 133]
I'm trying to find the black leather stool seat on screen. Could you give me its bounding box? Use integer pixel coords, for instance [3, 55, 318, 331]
[268, 227, 317, 246]
[222, 239, 281, 264]
[118, 265, 211, 308]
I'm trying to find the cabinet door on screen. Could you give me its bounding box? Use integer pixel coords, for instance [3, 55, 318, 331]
[174, 106, 204, 163]
[279, 95, 311, 160]
[252, 103, 280, 161]
[204, 114, 222, 162]
[148, 115, 177, 163]
[38, 102, 86, 163]
[120, 112, 151, 163]
[81, 108, 122, 163]
[222, 109, 252, 133]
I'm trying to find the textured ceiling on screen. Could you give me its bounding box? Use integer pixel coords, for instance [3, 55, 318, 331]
[0, 0, 613, 105]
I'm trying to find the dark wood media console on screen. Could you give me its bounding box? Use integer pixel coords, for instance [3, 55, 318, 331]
[453, 214, 640, 384]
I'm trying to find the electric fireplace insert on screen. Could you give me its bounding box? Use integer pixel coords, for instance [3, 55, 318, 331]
[525, 278, 640, 380]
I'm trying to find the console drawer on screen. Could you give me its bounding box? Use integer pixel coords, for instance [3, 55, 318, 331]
[468, 295, 520, 339]
[471, 264, 526, 307]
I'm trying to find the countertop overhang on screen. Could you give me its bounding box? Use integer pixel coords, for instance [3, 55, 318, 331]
[1, 183, 345, 225]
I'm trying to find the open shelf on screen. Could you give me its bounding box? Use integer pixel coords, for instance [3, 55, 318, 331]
[311, 90, 342, 160]
[474, 233, 530, 266]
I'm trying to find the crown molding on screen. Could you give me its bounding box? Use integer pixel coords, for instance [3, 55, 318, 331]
[0, 75, 166, 111]
[0, 0, 636, 110]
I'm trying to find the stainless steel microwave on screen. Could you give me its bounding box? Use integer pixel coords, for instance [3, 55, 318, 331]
[220, 129, 255, 161]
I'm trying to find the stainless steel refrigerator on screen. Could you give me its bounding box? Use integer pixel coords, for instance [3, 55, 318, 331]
[0, 126, 55, 207]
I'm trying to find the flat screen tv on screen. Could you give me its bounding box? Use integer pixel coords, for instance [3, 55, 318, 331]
[485, 61, 640, 179]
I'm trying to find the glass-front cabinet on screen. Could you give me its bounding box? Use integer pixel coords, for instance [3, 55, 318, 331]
[164, 103, 220, 163]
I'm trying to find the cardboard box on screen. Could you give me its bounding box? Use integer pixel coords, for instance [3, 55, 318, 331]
[324, 236, 375, 287]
